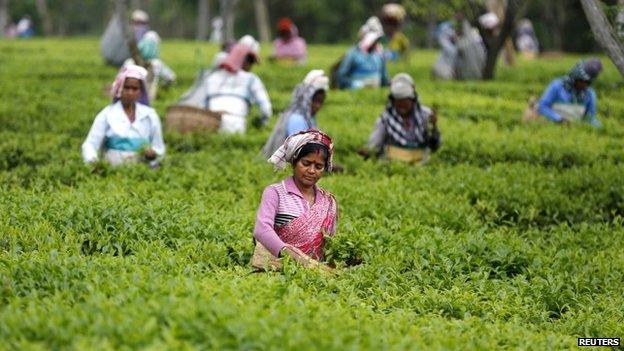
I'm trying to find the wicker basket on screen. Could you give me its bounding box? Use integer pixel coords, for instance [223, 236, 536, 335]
[386, 145, 427, 164]
[250, 242, 282, 271]
[165, 105, 221, 134]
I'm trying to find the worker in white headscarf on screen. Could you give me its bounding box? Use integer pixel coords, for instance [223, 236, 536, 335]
[262, 70, 330, 157]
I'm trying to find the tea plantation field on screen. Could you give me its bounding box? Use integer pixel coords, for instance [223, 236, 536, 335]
[0, 38, 623, 350]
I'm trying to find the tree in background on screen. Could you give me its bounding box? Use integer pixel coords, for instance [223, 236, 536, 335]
[581, 0, 624, 76]
[0, 0, 605, 55]
[196, 0, 210, 40]
[402, 0, 465, 48]
[253, 0, 270, 42]
[34, 0, 52, 36]
[0, 0, 8, 38]
[220, 0, 238, 42]
[479, 0, 531, 80]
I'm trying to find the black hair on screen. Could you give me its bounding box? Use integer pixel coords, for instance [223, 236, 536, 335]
[312, 89, 326, 100]
[292, 143, 330, 170]
[244, 54, 256, 65]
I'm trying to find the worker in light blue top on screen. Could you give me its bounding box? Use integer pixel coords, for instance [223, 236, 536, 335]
[538, 58, 603, 128]
[336, 31, 389, 90]
[261, 70, 329, 157]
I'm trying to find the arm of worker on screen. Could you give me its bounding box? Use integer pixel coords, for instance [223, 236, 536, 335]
[250, 75, 273, 124]
[253, 186, 289, 257]
[148, 111, 166, 159]
[538, 80, 564, 123]
[424, 107, 441, 152]
[81, 108, 109, 164]
[584, 89, 601, 128]
[336, 50, 355, 89]
[361, 117, 386, 157]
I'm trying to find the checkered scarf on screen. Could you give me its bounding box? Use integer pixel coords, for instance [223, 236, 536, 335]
[380, 98, 428, 147]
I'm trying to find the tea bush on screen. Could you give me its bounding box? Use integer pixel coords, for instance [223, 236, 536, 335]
[0, 38, 622, 350]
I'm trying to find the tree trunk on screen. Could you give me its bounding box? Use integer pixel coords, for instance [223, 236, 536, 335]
[35, 0, 53, 36]
[116, 0, 144, 66]
[542, 1, 563, 51]
[0, 0, 8, 38]
[426, 12, 437, 49]
[253, 0, 270, 43]
[196, 0, 210, 40]
[580, 0, 624, 77]
[130, 0, 145, 10]
[482, 0, 530, 80]
[221, 0, 239, 42]
[616, 0, 624, 39]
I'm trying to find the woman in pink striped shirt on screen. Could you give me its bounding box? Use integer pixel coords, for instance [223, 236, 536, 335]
[252, 130, 338, 271]
[270, 17, 307, 64]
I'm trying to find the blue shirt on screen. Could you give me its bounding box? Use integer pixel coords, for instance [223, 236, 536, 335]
[538, 78, 600, 127]
[286, 112, 317, 137]
[337, 47, 389, 90]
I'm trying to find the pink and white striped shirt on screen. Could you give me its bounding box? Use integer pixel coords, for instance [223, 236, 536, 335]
[253, 176, 335, 257]
[273, 37, 307, 61]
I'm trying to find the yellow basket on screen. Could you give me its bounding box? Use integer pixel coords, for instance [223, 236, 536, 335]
[386, 145, 427, 164]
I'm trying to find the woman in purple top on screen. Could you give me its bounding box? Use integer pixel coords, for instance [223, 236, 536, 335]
[252, 130, 338, 271]
[271, 17, 307, 64]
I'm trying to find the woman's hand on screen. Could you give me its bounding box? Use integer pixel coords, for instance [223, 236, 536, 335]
[430, 109, 438, 127]
[143, 148, 157, 160]
[357, 147, 371, 160]
[282, 246, 334, 273]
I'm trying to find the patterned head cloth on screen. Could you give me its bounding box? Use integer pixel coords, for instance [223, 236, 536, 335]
[268, 130, 334, 171]
[583, 58, 603, 81]
[110, 64, 149, 104]
[569, 58, 603, 83]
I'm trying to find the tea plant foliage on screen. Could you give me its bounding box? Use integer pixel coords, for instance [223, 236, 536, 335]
[0, 39, 623, 350]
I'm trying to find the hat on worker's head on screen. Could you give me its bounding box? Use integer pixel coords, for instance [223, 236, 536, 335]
[238, 35, 261, 62]
[390, 73, 415, 99]
[382, 3, 406, 21]
[131, 9, 149, 23]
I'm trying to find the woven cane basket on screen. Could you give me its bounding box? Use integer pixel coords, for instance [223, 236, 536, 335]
[165, 105, 221, 134]
[251, 242, 282, 271]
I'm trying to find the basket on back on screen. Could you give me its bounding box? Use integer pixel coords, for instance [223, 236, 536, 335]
[165, 105, 221, 134]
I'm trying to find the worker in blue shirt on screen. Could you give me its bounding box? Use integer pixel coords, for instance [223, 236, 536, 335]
[538, 59, 603, 127]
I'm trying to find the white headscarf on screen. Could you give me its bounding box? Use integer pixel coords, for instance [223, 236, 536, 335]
[359, 31, 383, 52]
[261, 70, 329, 158]
[358, 16, 384, 39]
[131, 9, 149, 23]
[303, 69, 329, 92]
[382, 4, 406, 21]
[239, 35, 261, 57]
